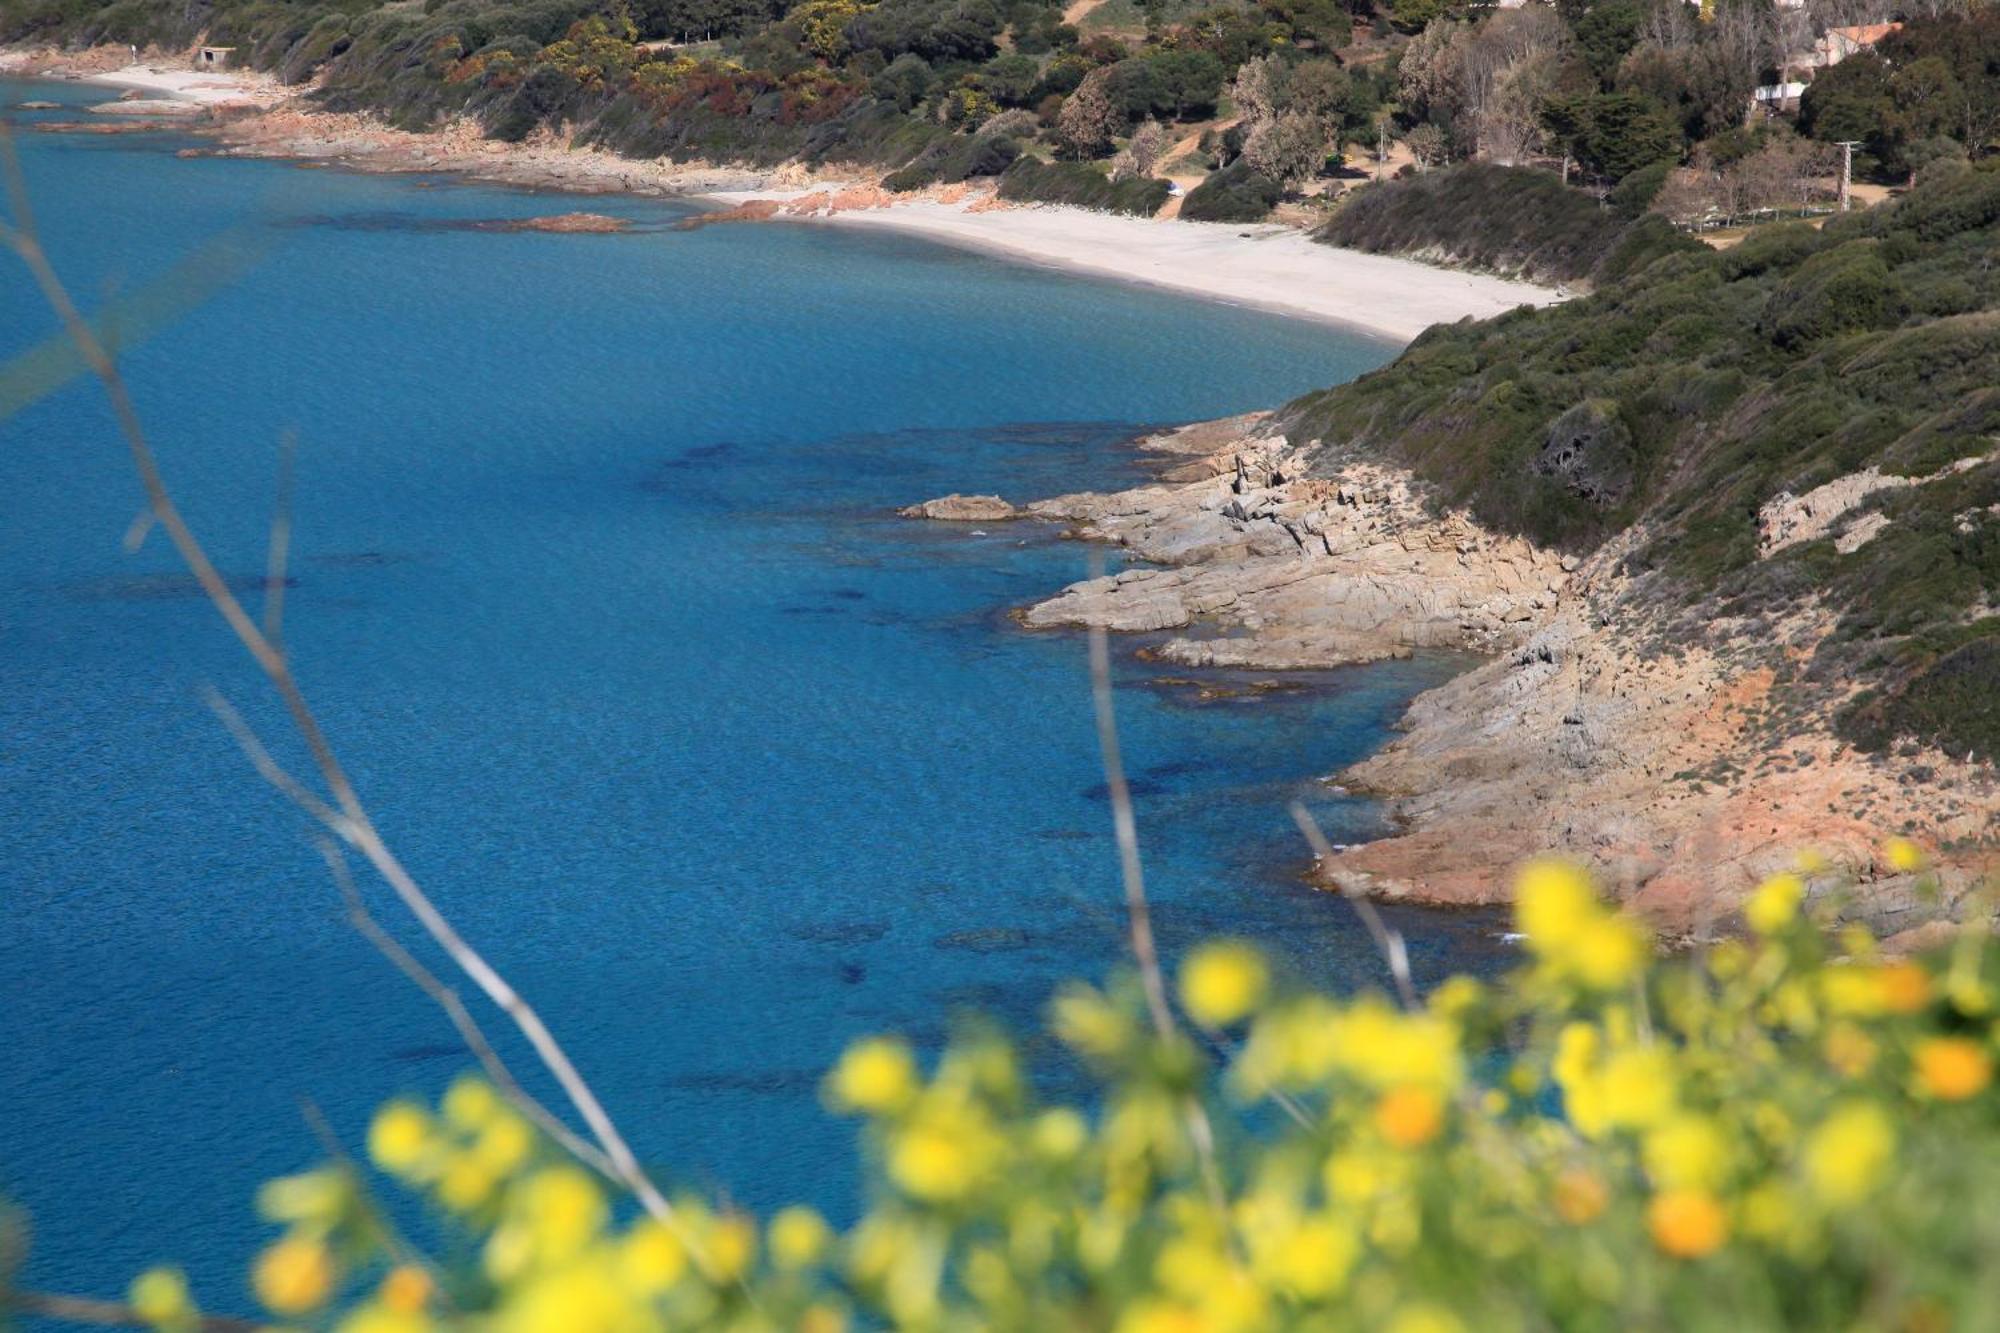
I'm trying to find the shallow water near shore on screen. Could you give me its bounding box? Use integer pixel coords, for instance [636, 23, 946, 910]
[1, 78, 1503, 1301]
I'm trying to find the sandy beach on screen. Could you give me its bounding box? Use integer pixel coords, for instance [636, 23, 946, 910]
[3, 45, 1563, 340]
[702, 188, 1561, 338]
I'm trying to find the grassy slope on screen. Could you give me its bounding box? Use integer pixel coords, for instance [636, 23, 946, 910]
[1287, 163, 2000, 766]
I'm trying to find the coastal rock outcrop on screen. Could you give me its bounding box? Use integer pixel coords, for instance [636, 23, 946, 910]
[936, 414, 1994, 936]
[899, 494, 1019, 521]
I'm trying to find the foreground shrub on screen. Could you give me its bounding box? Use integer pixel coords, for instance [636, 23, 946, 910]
[18, 851, 2000, 1331]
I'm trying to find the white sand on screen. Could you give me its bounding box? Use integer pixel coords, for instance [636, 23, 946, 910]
[0, 53, 289, 107]
[704, 190, 1564, 340]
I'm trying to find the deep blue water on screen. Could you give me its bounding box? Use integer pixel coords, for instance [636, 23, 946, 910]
[0, 79, 1502, 1309]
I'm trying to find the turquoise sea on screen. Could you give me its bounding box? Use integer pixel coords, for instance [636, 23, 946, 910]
[0, 78, 1499, 1308]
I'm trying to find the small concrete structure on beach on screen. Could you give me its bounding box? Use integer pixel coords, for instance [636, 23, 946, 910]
[196, 45, 235, 69]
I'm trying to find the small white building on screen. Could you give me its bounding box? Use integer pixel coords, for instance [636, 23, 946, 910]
[196, 45, 235, 69]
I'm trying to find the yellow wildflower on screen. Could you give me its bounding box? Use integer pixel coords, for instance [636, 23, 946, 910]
[1375, 1084, 1445, 1149]
[442, 1075, 500, 1131]
[1647, 1190, 1728, 1258]
[707, 1212, 757, 1283]
[470, 1110, 534, 1177]
[1745, 872, 1805, 934]
[513, 1165, 606, 1262]
[1179, 941, 1269, 1028]
[1515, 859, 1597, 951]
[496, 1258, 634, 1333]
[1571, 913, 1649, 990]
[1884, 837, 1927, 874]
[1268, 1215, 1357, 1300]
[336, 1307, 436, 1333]
[367, 1102, 434, 1176]
[1552, 1168, 1608, 1224]
[256, 1168, 351, 1228]
[437, 1152, 499, 1213]
[1387, 1305, 1468, 1333]
[1643, 1114, 1730, 1190]
[1031, 1108, 1088, 1161]
[1804, 1103, 1895, 1205]
[1913, 1036, 1992, 1101]
[1824, 1022, 1878, 1078]
[770, 1205, 833, 1269]
[620, 1219, 685, 1293]
[378, 1266, 433, 1315]
[890, 1118, 994, 1202]
[826, 1037, 918, 1115]
[1599, 1046, 1676, 1130]
[252, 1234, 337, 1316]
[1877, 960, 1933, 1015]
[128, 1267, 192, 1328]
[1052, 985, 1134, 1063]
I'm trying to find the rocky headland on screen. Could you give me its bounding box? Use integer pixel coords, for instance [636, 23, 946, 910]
[909, 414, 1997, 942]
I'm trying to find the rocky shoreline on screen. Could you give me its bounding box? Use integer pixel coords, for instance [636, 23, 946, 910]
[908, 416, 1997, 941]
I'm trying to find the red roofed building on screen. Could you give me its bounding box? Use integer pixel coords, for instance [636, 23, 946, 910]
[1814, 22, 1903, 67]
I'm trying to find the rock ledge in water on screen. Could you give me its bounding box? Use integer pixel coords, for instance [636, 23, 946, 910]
[899, 494, 1018, 521]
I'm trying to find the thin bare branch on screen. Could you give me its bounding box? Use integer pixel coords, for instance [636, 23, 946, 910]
[201, 687, 345, 830]
[1086, 620, 1173, 1040]
[315, 841, 618, 1180]
[2, 123, 680, 1233]
[1289, 801, 1420, 1010]
[0, 1289, 264, 1332]
[264, 429, 297, 647]
[1084, 599, 1227, 1213]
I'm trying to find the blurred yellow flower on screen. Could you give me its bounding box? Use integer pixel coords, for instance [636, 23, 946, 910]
[891, 1121, 990, 1202]
[1877, 960, 1933, 1016]
[442, 1075, 500, 1131]
[619, 1219, 685, 1293]
[827, 1037, 918, 1115]
[1552, 1168, 1608, 1225]
[770, 1205, 833, 1269]
[256, 1168, 350, 1229]
[515, 1166, 606, 1262]
[1884, 837, 1927, 874]
[1824, 1022, 1878, 1079]
[377, 1265, 432, 1314]
[128, 1267, 192, 1328]
[252, 1234, 337, 1315]
[1031, 1108, 1088, 1161]
[336, 1306, 436, 1333]
[1745, 873, 1805, 934]
[1804, 1103, 1895, 1205]
[1647, 1190, 1728, 1258]
[1387, 1304, 1468, 1333]
[368, 1102, 434, 1176]
[1913, 1036, 1992, 1101]
[1599, 1047, 1676, 1130]
[708, 1212, 758, 1283]
[1375, 1084, 1445, 1149]
[471, 1110, 534, 1177]
[437, 1152, 499, 1213]
[1643, 1114, 1729, 1190]
[1572, 914, 1649, 991]
[1268, 1216, 1357, 1300]
[1515, 859, 1596, 951]
[1052, 985, 1134, 1063]
[1179, 941, 1269, 1028]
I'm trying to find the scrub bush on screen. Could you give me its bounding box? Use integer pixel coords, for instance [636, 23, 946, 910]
[1178, 161, 1282, 223]
[30, 855, 2000, 1332]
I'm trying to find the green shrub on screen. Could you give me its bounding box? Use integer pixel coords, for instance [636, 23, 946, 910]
[997, 157, 1170, 215]
[1178, 161, 1282, 223]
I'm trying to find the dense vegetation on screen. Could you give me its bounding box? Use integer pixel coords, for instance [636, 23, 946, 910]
[1287, 162, 2000, 764]
[1315, 160, 1700, 284]
[13, 0, 1990, 219]
[10, 855, 2000, 1330]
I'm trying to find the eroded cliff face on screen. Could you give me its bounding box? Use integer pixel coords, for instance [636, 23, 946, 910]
[912, 416, 1997, 940]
